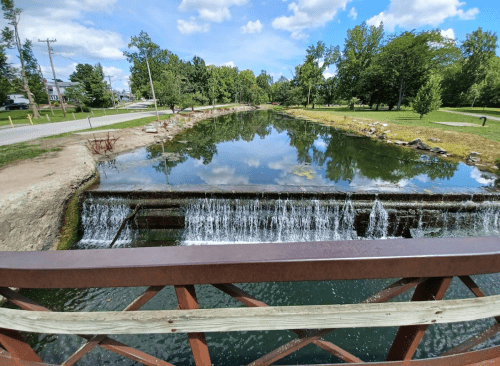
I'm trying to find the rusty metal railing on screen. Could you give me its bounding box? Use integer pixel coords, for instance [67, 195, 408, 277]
[1, 236, 500, 365]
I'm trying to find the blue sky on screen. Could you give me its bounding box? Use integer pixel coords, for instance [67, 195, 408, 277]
[2, 0, 499, 91]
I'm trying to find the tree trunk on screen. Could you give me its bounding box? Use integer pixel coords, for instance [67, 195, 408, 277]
[397, 77, 405, 111]
[376, 103, 379, 111]
[306, 86, 311, 109]
[14, 22, 39, 118]
[170, 104, 175, 114]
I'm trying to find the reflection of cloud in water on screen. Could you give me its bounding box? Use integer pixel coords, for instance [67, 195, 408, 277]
[193, 159, 205, 167]
[243, 158, 260, 167]
[275, 172, 335, 186]
[268, 157, 295, 171]
[350, 174, 410, 191]
[471, 168, 495, 185]
[415, 174, 431, 183]
[314, 140, 327, 151]
[197, 165, 249, 185]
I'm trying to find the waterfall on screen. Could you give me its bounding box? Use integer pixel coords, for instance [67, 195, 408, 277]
[365, 200, 389, 239]
[183, 198, 358, 245]
[76, 196, 135, 249]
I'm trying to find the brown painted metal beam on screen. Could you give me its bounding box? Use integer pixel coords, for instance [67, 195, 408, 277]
[2, 237, 500, 289]
[175, 285, 212, 366]
[0, 328, 42, 363]
[247, 277, 423, 365]
[214, 283, 363, 363]
[386, 277, 452, 361]
[0, 289, 173, 366]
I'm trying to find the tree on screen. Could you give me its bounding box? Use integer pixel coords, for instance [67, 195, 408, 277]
[69, 63, 112, 107]
[256, 70, 272, 101]
[22, 40, 47, 104]
[319, 76, 339, 106]
[1, 0, 39, 117]
[334, 22, 384, 101]
[298, 55, 324, 108]
[411, 75, 442, 118]
[460, 28, 498, 95]
[374, 30, 459, 110]
[0, 45, 13, 103]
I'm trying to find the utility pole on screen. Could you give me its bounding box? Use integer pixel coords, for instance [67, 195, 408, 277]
[145, 49, 160, 122]
[106, 75, 116, 109]
[39, 66, 54, 116]
[39, 39, 66, 117]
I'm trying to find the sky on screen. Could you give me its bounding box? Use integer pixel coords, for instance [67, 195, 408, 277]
[2, 0, 500, 92]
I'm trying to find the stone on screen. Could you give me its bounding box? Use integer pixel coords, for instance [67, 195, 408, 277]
[430, 147, 447, 154]
[384, 130, 391, 134]
[417, 141, 430, 150]
[429, 138, 441, 143]
[378, 135, 386, 140]
[409, 138, 421, 145]
[143, 127, 158, 133]
[382, 123, 388, 127]
[469, 152, 481, 157]
[394, 141, 407, 146]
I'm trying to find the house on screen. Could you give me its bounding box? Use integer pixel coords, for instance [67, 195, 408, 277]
[116, 92, 134, 102]
[5, 94, 29, 105]
[45, 81, 79, 101]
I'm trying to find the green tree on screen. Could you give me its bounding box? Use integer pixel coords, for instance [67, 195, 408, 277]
[334, 22, 384, 101]
[22, 40, 47, 104]
[256, 70, 272, 101]
[69, 63, 111, 107]
[411, 76, 442, 118]
[1, 0, 39, 117]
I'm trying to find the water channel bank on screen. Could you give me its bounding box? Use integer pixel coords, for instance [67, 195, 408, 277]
[0, 105, 258, 252]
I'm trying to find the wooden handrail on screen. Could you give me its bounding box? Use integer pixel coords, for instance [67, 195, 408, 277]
[1, 237, 500, 288]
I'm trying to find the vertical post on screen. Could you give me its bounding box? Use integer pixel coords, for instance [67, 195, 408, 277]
[27, 114, 33, 125]
[91, 110, 94, 116]
[39, 66, 54, 116]
[46, 114, 50, 122]
[386, 277, 452, 361]
[72, 112, 76, 120]
[107, 75, 116, 109]
[145, 51, 160, 122]
[8, 116, 13, 128]
[0, 328, 42, 362]
[174, 285, 212, 366]
[39, 39, 66, 117]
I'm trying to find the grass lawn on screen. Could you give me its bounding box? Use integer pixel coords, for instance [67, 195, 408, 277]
[441, 107, 500, 118]
[288, 106, 500, 166]
[0, 142, 61, 169]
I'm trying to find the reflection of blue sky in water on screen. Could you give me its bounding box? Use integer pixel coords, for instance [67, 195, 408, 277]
[98, 118, 498, 193]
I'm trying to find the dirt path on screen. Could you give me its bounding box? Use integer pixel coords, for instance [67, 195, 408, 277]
[0, 106, 257, 252]
[440, 109, 500, 121]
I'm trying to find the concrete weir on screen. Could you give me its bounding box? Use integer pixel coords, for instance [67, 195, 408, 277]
[83, 186, 500, 242]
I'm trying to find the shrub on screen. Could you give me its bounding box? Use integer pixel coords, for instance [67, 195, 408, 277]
[74, 105, 91, 113]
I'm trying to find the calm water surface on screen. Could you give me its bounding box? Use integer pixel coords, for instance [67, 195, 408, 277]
[97, 110, 498, 192]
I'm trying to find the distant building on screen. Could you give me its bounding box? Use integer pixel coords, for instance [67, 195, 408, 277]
[5, 94, 29, 105]
[45, 81, 79, 101]
[116, 92, 134, 102]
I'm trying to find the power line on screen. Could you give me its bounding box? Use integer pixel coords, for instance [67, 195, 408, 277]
[105, 75, 116, 109]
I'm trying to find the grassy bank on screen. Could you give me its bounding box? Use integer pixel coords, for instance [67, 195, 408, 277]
[0, 142, 62, 169]
[288, 107, 500, 167]
[57, 173, 100, 251]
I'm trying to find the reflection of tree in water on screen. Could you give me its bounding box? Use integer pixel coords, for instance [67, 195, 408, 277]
[97, 159, 119, 179]
[147, 110, 459, 184]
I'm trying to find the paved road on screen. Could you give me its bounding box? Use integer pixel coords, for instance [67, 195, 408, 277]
[440, 109, 500, 121]
[0, 104, 233, 146]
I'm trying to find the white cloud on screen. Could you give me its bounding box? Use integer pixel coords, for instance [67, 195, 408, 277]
[221, 61, 236, 67]
[40, 63, 78, 81]
[178, 0, 248, 23]
[471, 168, 495, 185]
[441, 28, 456, 40]
[241, 20, 263, 34]
[367, 0, 479, 31]
[177, 18, 210, 34]
[348, 7, 357, 19]
[8, 0, 125, 60]
[272, 0, 352, 40]
[323, 66, 336, 79]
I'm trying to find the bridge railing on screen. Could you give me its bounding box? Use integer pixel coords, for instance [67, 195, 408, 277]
[1, 236, 500, 366]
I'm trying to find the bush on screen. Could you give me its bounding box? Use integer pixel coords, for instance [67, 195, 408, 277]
[74, 105, 91, 113]
[51, 100, 60, 107]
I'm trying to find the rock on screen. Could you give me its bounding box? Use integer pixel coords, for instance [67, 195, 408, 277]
[430, 147, 447, 154]
[409, 138, 421, 145]
[384, 130, 391, 134]
[382, 123, 388, 127]
[429, 138, 441, 143]
[378, 135, 386, 140]
[493, 166, 499, 170]
[394, 141, 407, 146]
[143, 124, 158, 133]
[387, 140, 393, 143]
[469, 152, 481, 157]
[417, 141, 430, 150]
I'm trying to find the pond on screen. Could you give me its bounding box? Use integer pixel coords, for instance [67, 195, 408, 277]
[97, 110, 498, 193]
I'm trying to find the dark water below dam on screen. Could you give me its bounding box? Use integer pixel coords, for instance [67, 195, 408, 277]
[12, 110, 500, 365]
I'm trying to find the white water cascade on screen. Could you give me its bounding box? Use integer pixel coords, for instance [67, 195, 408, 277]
[77, 196, 135, 249]
[182, 198, 360, 245]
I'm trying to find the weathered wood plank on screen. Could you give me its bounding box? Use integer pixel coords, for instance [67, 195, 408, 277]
[1, 294, 500, 335]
